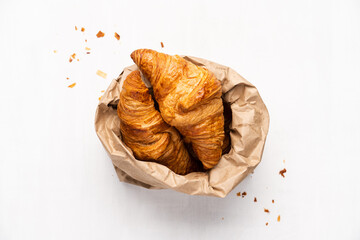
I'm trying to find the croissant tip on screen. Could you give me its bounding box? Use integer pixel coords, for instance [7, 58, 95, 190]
[131, 49, 153, 60]
[130, 51, 136, 61]
[127, 70, 140, 78]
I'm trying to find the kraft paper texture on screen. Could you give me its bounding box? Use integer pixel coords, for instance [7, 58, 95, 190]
[95, 56, 269, 197]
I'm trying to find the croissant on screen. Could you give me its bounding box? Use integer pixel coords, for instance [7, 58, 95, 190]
[131, 49, 224, 169]
[117, 70, 201, 175]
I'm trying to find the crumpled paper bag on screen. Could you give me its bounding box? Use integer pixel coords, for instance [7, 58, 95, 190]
[95, 56, 269, 198]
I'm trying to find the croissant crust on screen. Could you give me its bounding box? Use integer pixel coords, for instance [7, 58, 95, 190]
[117, 70, 201, 175]
[131, 49, 225, 169]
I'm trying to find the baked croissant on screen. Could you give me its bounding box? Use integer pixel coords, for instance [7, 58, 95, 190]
[117, 70, 201, 175]
[131, 49, 224, 169]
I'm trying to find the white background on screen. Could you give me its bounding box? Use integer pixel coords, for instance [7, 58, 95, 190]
[1, 0, 359, 239]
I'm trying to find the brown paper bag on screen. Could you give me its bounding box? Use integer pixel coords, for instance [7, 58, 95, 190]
[94, 56, 269, 197]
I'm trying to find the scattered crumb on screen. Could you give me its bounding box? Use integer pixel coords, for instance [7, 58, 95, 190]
[81, 27, 85, 32]
[96, 31, 105, 38]
[264, 208, 270, 213]
[71, 53, 76, 59]
[53, 50, 57, 53]
[114, 32, 120, 40]
[266, 222, 268, 226]
[101, 90, 105, 93]
[68, 83, 76, 88]
[85, 47, 91, 51]
[96, 70, 107, 79]
[77, 59, 79, 61]
[69, 58, 73, 63]
[236, 191, 246, 197]
[254, 197, 257, 202]
[66, 77, 69, 80]
[279, 168, 287, 178]
[85, 39, 87, 42]
[277, 215, 281, 222]
[161, 42, 164, 48]
[86, 52, 91, 54]
[283, 159, 285, 163]
[99, 96, 102, 100]
[75, 26, 77, 31]
[272, 200, 274, 203]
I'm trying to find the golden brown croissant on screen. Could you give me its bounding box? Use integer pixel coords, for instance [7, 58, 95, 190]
[117, 70, 201, 175]
[131, 49, 224, 169]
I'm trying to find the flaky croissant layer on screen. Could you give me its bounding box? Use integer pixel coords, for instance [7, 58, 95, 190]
[131, 49, 225, 169]
[117, 70, 201, 175]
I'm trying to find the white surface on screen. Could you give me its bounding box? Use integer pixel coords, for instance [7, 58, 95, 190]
[1, 0, 360, 239]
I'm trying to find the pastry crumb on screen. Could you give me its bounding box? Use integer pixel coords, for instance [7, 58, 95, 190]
[114, 32, 120, 40]
[96, 70, 107, 79]
[277, 215, 281, 222]
[279, 168, 287, 178]
[86, 52, 91, 54]
[264, 208, 270, 213]
[254, 197, 257, 202]
[96, 31, 105, 38]
[53, 50, 57, 53]
[265, 222, 268, 226]
[68, 83, 76, 88]
[101, 90, 105, 93]
[81, 27, 85, 32]
[85, 47, 91, 51]
[242, 192, 247, 198]
[272, 200, 274, 203]
[236, 192, 241, 197]
[66, 77, 69, 80]
[99, 96, 102, 100]
[69, 53, 76, 63]
[161, 42, 164, 48]
[75, 26, 77, 31]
